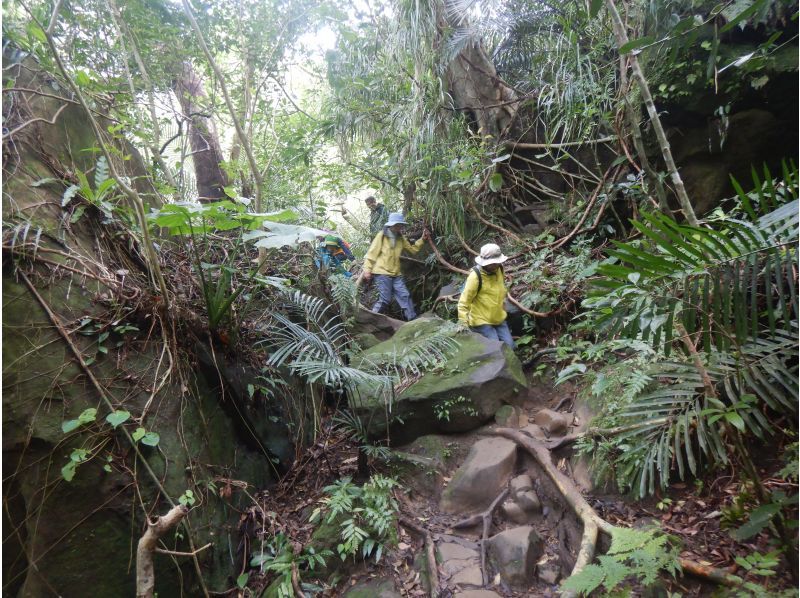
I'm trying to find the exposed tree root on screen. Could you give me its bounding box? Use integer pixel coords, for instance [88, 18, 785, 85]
[495, 428, 750, 595]
[399, 516, 440, 597]
[493, 428, 614, 597]
[136, 504, 189, 598]
[678, 558, 743, 587]
[290, 563, 307, 598]
[458, 488, 509, 585]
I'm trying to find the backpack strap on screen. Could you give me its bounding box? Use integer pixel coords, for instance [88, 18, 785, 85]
[472, 266, 483, 294]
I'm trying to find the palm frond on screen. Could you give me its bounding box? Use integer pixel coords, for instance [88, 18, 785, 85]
[586, 188, 798, 354]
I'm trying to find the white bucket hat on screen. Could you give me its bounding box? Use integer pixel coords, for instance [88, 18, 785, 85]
[475, 243, 508, 267]
[385, 212, 408, 227]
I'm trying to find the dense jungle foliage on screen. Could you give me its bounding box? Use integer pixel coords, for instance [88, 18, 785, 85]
[2, 0, 798, 596]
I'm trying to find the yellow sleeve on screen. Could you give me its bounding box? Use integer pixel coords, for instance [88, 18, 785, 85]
[363, 233, 383, 273]
[457, 271, 479, 324]
[403, 235, 425, 255]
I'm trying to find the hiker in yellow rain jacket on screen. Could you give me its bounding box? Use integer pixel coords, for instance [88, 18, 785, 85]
[458, 243, 515, 348]
[362, 212, 430, 320]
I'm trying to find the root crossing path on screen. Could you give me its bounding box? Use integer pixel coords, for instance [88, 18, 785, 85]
[394, 400, 739, 597]
[394, 402, 596, 597]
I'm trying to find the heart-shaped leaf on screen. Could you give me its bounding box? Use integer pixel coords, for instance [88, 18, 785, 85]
[78, 408, 97, 424]
[132, 427, 146, 442]
[105, 410, 130, 429]
[141, 431, 160, 447]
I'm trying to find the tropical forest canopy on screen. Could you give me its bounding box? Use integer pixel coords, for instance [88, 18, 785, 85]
[2, 0, 798, 596]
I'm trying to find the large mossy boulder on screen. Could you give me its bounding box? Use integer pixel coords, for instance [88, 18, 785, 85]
[1, 50, 292, 597]
[352, 316, 526, 445]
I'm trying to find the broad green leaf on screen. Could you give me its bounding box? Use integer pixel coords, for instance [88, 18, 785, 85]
[236, 573, 249, 589]
[141, 431, 160, 446]
[619, 36, 655, 54]
[62, 185, 80, 207]
[78, 408, 97, 424]
[105, 410, 130, 428]
[489, 173, 503, 192]
[720, 0, 767, 32]
[724, 412, 746, 432]
[253, 222, 329, 249]
[132, 427, 146, 442]
[589, 0, 603, 19]
[62, 419, 81, 433]
[70, 448, 89, 462]
[70, 205, 86, 223]
[61, 461, 77, 482]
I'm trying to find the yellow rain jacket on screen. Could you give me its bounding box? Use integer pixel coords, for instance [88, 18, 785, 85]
[363, 232, 424, 276]
[458, 267, 508, 327]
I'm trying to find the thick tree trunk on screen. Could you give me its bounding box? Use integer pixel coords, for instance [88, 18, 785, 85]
[172, 62, 228, 202]
[446, 41, 518, 140]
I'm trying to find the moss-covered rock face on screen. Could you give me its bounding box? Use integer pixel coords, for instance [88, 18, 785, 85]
[342, 578, 403, 597]
[1, 52, 284, 597]
[391, 434, 459, 499]
[352, 316, 527, 445]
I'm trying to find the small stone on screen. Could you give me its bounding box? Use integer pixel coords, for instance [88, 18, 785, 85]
[500, 500, 529, 524]
[455, 591, 502, 598]
[533, 409, 570, 436]
[451, 564, 483, 586]
[516, 489, 541, 513]
[438, 542, 478, 562]
[538, 564, 561, 585]
[486, 526, 543, 587]
[494, 405, 519, 427]
[509, 473, 534, 495]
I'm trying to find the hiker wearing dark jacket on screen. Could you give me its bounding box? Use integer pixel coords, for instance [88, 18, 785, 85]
[341, 195, 388, 235]
[458, 243, 515, 348]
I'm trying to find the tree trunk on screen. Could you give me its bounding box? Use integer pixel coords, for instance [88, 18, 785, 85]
[446, 40, 518, 141]
[172, 61, 228, 202]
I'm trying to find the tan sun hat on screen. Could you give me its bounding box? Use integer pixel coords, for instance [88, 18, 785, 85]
[475, 243, 508, 267]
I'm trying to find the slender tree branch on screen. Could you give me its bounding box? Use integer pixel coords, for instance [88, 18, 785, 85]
[509, 135, 617, 149]
[2, 103, 69, 140]
[606, 0, 698, 226]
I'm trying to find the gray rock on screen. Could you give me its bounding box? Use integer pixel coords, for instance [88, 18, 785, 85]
[440, 438, 517, 514]
[533, 408, 570, 436]
[393, 434, 457, 499]
[501, 500, 530, 524]
[516, 489, 541, 513]
[352, 316, 527, 444]
[509, 474, 534, 495]
[486, 526, 544, 587]
[439, 542, 479, 563]
[521, 423, 548, 441]
[494, 404, 519, 427]
[538, 563, 561, 585]
[342, 578, 402, 598]
[451, 565, 484, 586]
[352, 307, 404, 341]
[455, 591, 502, 598]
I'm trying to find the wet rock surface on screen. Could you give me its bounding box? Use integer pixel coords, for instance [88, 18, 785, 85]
[440, 437, 517, 514]
[352, 316, 527, 444]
